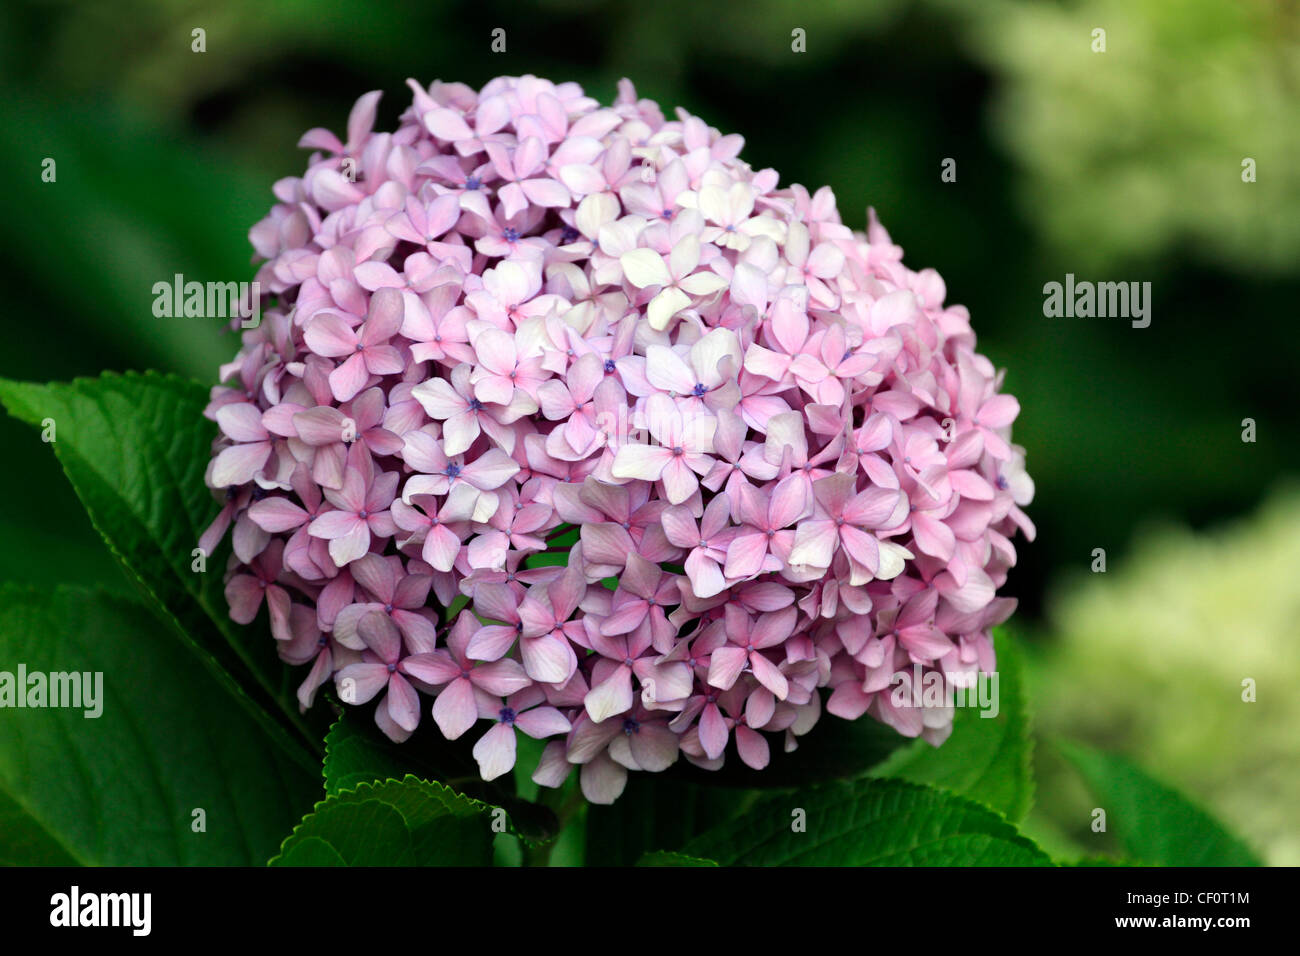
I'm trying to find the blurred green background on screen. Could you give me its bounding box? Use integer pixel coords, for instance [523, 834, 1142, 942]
[0, 0, 1295, 862]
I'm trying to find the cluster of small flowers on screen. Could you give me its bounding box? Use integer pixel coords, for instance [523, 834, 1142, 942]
[202, 75, 1034, 804]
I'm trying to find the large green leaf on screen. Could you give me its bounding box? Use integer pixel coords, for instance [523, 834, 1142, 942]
[1071, 857, 1140, 866]
[0, 789, 79, 866]
[869, 628, 1034, 821]
[0, 372, 319, 767]
[322, 710, 559, 845]
[269, 777, 494, 866]
[323, 710, 451, 798]
[683, 778, 1053, 866]
[585, 773, 764, 866]
[637, 850, 718, 867]
[1058, 740, 1262, 867]
[0, 584, 318, 865]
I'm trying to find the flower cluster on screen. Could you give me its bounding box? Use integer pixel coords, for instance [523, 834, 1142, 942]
[203, 75, 1034, 804]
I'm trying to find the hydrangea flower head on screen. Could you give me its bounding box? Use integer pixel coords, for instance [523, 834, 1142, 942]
[203, 75, 1034, 804]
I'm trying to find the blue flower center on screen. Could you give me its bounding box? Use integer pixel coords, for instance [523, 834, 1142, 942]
[691, 382, 707, 397]
[465, 175, 482, 190]
[503, 227, 520, 243]
[445, 463, 462, 478]
[498, 706, 517, 724]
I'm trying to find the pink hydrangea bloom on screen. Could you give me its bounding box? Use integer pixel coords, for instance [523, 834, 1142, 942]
[203, 74, 1034, 805]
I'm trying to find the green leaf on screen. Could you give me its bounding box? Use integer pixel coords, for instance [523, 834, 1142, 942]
[0, 372, 319, 768]
[0, 789, 79, 866]
[683, 778, 1053, 866]
[1057, 740, 1262, 867]
[870, 628, 1034, 821]
[322, 711, 559, 845]
[0, 584, 319, 865]
[583, 704, 916, 863]
[637, 850, 719, 866]
[323, 710, 449, 798]
[269, 777, 494, 866]
[1070, 856, 1141, 866]
[585, 774, 765, 866]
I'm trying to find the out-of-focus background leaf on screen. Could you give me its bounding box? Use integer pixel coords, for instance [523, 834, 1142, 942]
[0, 0, 1295, 862]
[1052, 740, 1263, 867]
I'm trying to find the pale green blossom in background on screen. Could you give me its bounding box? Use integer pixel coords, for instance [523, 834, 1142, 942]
[1032, 487, 1300, 865]
[966, 0, 1300, 274]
